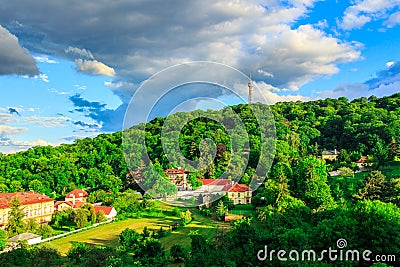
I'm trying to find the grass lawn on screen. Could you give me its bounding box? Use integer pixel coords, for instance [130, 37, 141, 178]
[46, 202, 229, 255]
[46, 215, 178, 255]
[228, 204, 255, 217]
[229, 209, 254, 216]
[160, 214, 229, 250]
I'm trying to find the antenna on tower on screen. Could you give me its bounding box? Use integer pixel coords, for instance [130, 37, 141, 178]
[248, 73, 253, 105]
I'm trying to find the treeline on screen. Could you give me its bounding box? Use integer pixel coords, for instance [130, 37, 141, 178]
[0, 94, 399, 198]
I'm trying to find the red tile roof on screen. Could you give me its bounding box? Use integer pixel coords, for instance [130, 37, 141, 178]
[198, 179, 231, 186]
[164, 168, 185, 174]
[0, 191, 53, 209]
[228, 183, 251, 192]
[54, 200, 85, 209]
[66, 189, 88, 198]
[94, 206, 114, 215]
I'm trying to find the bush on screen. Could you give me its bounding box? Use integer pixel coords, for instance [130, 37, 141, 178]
[170, 244, 187, 263]
[180, 210, 192, 226]
[199, 207, 212, 217]
[171, 207, 181, 217]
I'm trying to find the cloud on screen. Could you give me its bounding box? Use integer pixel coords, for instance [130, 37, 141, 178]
[338, 0, 400, 30]
[69, 94, 107, 110]
[255, 81, 314, 104]
[24, 115, 69, 128]
[71, 120, 100, 130]
[8, 107, 21, 116]
[0, 1, 359, 87]
[319, 60, 400, 99]
[65, 46, 94, 59]
[33, 55, 58, 63]
[0, 25, 38, 76]
[0, 138, 58, 154]
[0, 125, 27, 139]
[0, 0, 363, 130]
[75, 59, 115, 77]
[0, 113, 18, 124]
[69, 94, 126, 131]
[34, 73, 49, 82]
[384, 11, 400, 28]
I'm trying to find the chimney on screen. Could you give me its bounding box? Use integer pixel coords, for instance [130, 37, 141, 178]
[72, 195, 75, 206]
[334, 149, 337, 154]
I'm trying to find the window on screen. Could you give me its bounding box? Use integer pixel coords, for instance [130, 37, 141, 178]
[238, 193, 241, 197]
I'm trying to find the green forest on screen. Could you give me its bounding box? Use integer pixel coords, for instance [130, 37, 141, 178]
[1, 93, 400, 266]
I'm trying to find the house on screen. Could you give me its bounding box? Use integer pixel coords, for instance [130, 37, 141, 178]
[55, 190, 117, 220]
[8, 232, 42, 245]
[322, 149, 340, 161]
[54, 200, 85, 212]
[0, 191, 54, 229]
[65, 189, 88, 203]
[197, 179, 232, 194]
[55, 189, 88, 212]
[164, 168, 188, 189]
[355, 156, 372, 170]
[197, 179, 252, 205]
[227, 183, 252, 205]
[93, 206, 117, 220]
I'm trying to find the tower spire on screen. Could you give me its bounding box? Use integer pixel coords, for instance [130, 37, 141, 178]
[248, 73, 253, 105]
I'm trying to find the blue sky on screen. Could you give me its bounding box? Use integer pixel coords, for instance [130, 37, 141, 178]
[0, 0, 400, 153]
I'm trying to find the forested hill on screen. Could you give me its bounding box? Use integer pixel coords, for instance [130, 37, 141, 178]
[1, 93, 400, 198]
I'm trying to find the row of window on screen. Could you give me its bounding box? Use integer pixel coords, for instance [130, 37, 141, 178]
[230, 192, 251, 197]
[24, 207, 54, 218]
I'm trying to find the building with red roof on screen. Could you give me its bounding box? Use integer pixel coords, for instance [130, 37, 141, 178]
[65, 189, 88, 203]
[54, 188, 88, 212]
[0, 191, 54, 228]
[227, 183, 252, 204]
[54, 200, 85, 212]
[196, 179, 252, 205]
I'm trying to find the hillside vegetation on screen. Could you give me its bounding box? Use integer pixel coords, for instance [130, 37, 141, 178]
[1, 93, 400, 265]
[0, 93, 399, 197]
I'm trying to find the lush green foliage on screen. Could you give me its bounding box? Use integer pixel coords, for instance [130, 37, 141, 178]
[1, 94, 400, 265]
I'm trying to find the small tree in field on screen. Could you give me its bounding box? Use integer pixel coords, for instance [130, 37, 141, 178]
[180, 210, 192, 226]
[216, 200, 227, 221]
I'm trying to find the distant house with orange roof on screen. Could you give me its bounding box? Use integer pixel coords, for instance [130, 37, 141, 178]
[0, 191, 54, 229]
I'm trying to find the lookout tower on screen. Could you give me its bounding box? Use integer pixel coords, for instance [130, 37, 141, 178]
[248, 74, 253, 105]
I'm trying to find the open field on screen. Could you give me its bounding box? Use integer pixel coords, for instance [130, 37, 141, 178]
[47, 216, 177, 254]
[46, 203, 229, 255]
[160, 215, 228, 250]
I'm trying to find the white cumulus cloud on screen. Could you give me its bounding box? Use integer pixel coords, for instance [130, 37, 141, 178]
[75, 59, 115, 77]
